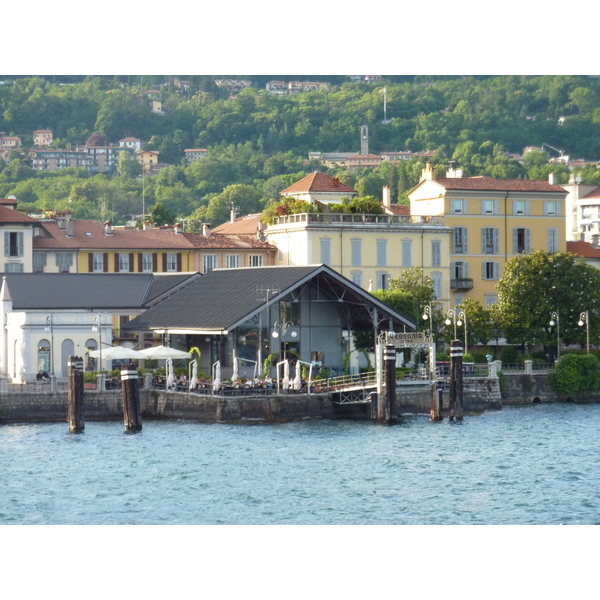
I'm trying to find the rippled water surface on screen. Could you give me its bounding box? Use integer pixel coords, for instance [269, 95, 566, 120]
[2, 403, 600, 525]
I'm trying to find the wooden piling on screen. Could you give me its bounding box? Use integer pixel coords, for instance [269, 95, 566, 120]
[382, 344, 397, 424]
[430, 383, 443, 421]
[449, 340, 464, 421]
[121, 363, 142, 432]
[67, 356, 84, 433]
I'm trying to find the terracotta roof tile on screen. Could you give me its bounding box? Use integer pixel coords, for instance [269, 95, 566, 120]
[581, 186, 600, 200]
[434, 177, 566, 193]
[567, 241, 600, 258]
[183, 232, 275, 250]
[281, 171, 356, 195]
[212, 214, 263, 235]
[0, 206, 39, 223]
[384, 204, 410, 216]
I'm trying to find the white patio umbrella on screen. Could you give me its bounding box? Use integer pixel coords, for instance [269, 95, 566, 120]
[231, 356, 239, 381]
[89, 346, 145, 360]
[137, 345, 192, 360]
[212, 361, 221, 392]
[293, 361, 302, 390]
[166, 358, 175, 390]
[282, 359, 290, 390]
[189, 359, 198, 390]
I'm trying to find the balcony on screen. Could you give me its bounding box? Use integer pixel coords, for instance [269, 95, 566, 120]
[451, 278, 474, 290]
[271, 213, 445, 228]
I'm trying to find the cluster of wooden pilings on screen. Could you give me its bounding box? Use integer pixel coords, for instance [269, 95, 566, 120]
[373, 340, 464, 425]
[67, 356, 142, 434]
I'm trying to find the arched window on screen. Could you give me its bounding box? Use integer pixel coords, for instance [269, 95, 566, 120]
[85, 338, 97, 371]
[38, 339, 51, 373]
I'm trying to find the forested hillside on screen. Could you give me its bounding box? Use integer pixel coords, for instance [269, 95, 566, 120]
[1, 75, 599, 228]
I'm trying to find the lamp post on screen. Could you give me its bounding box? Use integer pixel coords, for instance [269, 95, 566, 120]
[458, 309, 467, 353]
[445, 309, 462, 341]
[44, 315, 56, 391]
[422, 305, 433, 338]
[272, 321, 298, 362]
[92, 314, 105, 391]
[578, 310, 590, 354]
[550, 311, 560, 359]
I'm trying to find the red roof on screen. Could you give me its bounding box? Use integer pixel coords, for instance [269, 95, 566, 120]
[384, 204, 410, 216]
[567, 241, 600, 258]
[212, 214, 263, 235]
[0, 206, 39, 223]
[581, 186, 600, 200]
[281, 172, 356, 195]
[433, 177, 567, 193]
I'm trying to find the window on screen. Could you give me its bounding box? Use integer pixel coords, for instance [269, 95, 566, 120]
[402, 239, 412, 267]
[119, 253, 130, 272]
[431, 240, 441, 267]
[4, 263, 23, 273]
[142, 253, 153, 273]
[452, 261, 469, 280]
[56, 253, 73, 273]
[514, 228, 530, 254]
[482, 227, 499, 254]
[482, 261, 500, 280]
[485, 294, 498, 307]
[453, 227, 468, 253]
[376, 239, 387, 267]
[351, 238, 362, 267]
[512, 200, 529, 215]
[547, 228, 558, 253]
[351, 271, 362, 287]
[481, 199, 498, 214]
[33, 253, 47, 273]
[226, 254, 240, 268]
[320, 238, 331, 265]
[431, 272, 442, 300]
[203, 254, 217, 273]
[4, 232, 23, 257]
[92, 253, 104, 272]
[377, 272, 390, 290]
[450, 199, 467, 214]
[248, 255, 263, 267]
[544, 201, 561, 216]
[166, 253, 177, 272]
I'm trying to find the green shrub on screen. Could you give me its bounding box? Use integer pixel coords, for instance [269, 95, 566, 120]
[463, 352, 475, 363]
[500, 347, 519, 364]
[549, 353, 600, 393]
[497, 371, 507, 392]
[84, 371, 97, 383]
[471, 350, 488, 363]
[436, 352, 450, 361]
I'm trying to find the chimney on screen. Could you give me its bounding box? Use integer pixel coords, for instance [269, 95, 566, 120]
[549, 173, 557, 185]
[57, 219, 66, 230]
[421, 162, 434, 181]
[332, 177, 340, 187]
[202, 223, 211, 237]
[143, 221, 153, 231]
[382, 185, 391, 208]
[104, 220, 113, 235]
[174, 223, 181, 234]
[230, 206, 237, 223]
[65, 219, 74, 238]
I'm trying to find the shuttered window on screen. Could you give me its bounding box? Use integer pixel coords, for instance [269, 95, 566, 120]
[351, 238, 361, 267]
[320, 238, 331, 266]
[376, 239, 387, 267]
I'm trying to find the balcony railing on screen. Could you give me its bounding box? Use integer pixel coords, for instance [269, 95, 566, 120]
[451, 278, 474, 290]
[271, 213, 445, 227]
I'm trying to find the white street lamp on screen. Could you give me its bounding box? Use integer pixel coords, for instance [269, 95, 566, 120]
[550, 311, 560, 359]
[445, 309, 460, 341]
[578, 310, 589, 354]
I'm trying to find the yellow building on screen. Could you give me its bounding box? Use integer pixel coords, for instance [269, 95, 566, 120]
[408, 165, 567, 307]
[135, 150, 160, 173]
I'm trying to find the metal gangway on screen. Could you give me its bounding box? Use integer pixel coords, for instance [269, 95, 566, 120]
[326, 372, 378, 404]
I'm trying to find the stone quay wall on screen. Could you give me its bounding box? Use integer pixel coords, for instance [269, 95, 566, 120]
[0, 389, 335, 424]
[500, 372, 600, 405]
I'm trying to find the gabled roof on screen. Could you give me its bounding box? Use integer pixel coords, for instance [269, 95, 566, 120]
[212, 214, 263, 235]
[1, 272, 201, 311]
[0, 206, 39, 224]
[183, 232, 275, 250]
[566, 241, 600, 258]
[581, 186, 600, 200]
[420, 177, 567, 194]
[124, 265, 416, 334]
[383, 204, 410, 216]
[280, 171, 356, 195]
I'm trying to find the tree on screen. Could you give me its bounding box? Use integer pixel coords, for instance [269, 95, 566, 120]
[389, 267, 435, 316]
[149, 201, 177, 226]
[117, 150, 142, 179]
[496, 251, 600, 352]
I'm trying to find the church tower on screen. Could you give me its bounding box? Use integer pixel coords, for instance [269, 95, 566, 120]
[360, 125, 369, 155]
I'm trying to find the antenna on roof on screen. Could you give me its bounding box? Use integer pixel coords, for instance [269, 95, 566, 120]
[256, 285, 280, 303]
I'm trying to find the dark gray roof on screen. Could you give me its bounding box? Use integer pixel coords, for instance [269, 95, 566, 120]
[124, 265, 416, 333]
[2, 273, 200, 311]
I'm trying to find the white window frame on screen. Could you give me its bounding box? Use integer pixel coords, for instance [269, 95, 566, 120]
[119, 253, 130, 272]
[452, 260, 469, 280]
[450, 198, 467, 214]
[226, 254, 240, 269]
[92, 253, 104, 272]
[142, 253, 153, 273]
[166, 253, 177, 272]
[248, 255, 263, 268]
[203, 254, 218, 273]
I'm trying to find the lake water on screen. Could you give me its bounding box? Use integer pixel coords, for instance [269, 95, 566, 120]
[2, 403, 600, 525]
